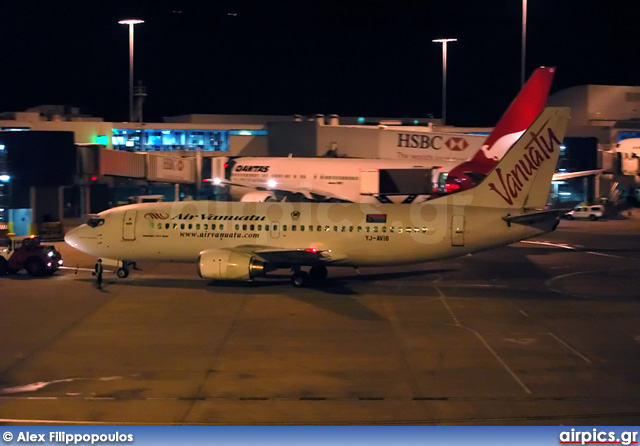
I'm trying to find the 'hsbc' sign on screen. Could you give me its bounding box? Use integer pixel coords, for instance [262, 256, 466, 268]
[378, 130, 484, 162]
[396, 134, 472, 152]
[397, 134, 443, 149]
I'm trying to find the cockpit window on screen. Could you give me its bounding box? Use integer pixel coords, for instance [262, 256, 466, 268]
[87, 217, 105, 228]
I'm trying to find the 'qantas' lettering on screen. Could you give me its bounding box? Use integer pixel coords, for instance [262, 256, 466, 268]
[488, 120, 561, 205]
[235, 165, 270, 173]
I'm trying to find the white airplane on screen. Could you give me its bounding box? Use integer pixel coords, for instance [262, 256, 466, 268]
[65, 107, 570, 286]
[212, 67, 557, 202]
[213, 157, 436, 203]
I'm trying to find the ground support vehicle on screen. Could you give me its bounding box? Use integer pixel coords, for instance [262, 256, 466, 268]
[564, 204, 605, 221]
[0, 236, 63, 276]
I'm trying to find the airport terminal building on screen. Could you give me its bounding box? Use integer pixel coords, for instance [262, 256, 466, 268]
[1, 84, 640, 236]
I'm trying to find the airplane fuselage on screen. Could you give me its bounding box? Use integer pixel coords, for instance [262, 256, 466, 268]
[65, 199, 552, 268]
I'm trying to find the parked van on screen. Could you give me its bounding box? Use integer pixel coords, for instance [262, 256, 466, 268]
[564, 204, 605, 221]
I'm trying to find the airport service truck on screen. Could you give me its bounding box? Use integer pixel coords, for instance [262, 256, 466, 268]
[0, 235, 63, 276]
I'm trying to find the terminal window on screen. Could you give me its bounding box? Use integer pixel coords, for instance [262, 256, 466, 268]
[111, 128, 264, 152]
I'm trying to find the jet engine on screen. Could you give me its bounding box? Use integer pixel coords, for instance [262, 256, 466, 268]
[239, 191, 276, 202]
[198, 249, 267, 280]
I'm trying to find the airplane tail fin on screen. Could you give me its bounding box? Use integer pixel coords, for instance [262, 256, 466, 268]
[475, 66, 556, 164]
[443, 67, 555, 192]
[458, 107, 570, 209]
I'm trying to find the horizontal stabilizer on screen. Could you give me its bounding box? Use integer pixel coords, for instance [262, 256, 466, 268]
[502, 209, 565, 230]
[552, 169, 603, 181]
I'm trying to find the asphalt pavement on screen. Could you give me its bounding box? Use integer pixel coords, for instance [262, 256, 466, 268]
[1, 212, 639, 425]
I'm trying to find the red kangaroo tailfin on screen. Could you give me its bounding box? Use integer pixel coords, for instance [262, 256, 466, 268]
[444, 67, 556, 192]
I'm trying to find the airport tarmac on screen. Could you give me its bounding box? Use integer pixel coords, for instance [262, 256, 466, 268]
[1, 213, 639, 425]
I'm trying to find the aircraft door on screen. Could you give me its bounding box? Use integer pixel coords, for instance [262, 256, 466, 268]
[451, 215, 464, 247]
[270, 221, 280, 239]
[123, 210, 137, 241]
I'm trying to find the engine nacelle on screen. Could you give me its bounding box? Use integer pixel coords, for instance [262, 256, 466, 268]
[240, 191, 276, 202]
[198, 249, 266, 280]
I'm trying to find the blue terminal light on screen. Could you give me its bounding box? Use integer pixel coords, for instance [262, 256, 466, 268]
[95, 135, 109, 146]
[0, 175, 10, 182]
[228, 130, 267, 136]
[0, 145, 5, 151]
[358, 117, 365, 124]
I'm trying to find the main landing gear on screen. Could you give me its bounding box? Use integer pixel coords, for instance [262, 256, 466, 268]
[291, 265, 328, 287]
[116, 265, 129, 278]
[116, 261, 139, 279]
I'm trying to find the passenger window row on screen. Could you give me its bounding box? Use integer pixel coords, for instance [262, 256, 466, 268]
[150, 222, 429, 234]
[152, 222, 228, 231]
[282, 225, 429, 233]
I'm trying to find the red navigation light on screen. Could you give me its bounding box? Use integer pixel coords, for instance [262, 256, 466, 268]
[223, 163, 229, 168]
[90, 175, 98, 182]
[305, 248, 318, 253]
[444, 183, 461, 193]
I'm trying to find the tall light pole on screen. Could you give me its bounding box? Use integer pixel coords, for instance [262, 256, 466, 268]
[432, 38, 457, 125]
[118, 19, 144, 122]
[521, 0, 527, 88]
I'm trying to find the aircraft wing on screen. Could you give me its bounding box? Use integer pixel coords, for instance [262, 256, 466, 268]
[552, 170, 603, 181]
[216, 178, 355, 202]
[228, 245, 337, 265]
[208, 178, 247, 188]
[254, 248, 338, 265]
[262, 187, 353, 202]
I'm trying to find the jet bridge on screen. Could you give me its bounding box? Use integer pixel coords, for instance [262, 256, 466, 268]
[359, 168, 434, 203]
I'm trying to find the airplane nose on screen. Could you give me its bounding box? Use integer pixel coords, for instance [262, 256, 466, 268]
[64, 226, 81, 248]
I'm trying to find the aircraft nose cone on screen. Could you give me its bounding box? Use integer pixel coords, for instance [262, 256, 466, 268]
[64, 226, 81, 248]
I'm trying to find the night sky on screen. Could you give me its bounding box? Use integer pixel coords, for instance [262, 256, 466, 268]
[1, 0, 638, 126]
